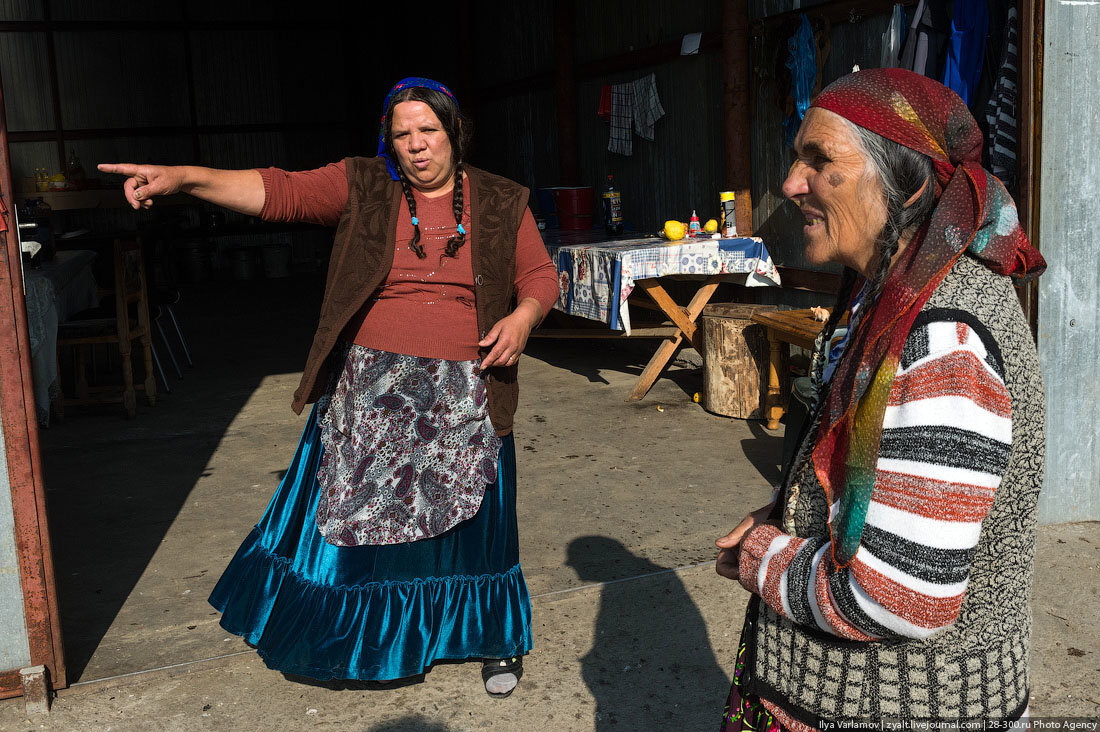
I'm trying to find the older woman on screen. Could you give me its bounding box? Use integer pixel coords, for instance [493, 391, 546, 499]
[100, 78, 559, 698]
[715, 68, 1046, 727]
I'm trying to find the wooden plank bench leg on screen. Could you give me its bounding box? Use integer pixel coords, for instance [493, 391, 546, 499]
[764, 328, 785, 430]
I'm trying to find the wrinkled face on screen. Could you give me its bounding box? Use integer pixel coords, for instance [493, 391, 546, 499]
[782, 108, 887, 277]
[389, 100, 455, 194]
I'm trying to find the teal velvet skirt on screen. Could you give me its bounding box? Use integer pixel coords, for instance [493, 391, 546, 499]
[208, 406, 533, 681]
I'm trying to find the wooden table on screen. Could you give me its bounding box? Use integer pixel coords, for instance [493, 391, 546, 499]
[750, 308, 829, 429]
[537, 232, 782, 400]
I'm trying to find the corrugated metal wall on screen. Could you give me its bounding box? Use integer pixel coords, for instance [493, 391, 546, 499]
[1037, 0, 1100, 523]
[749, 6, 893, 275]
[469, 0, 726, 234]
[0, 2, 356, 276]
[0, 0, 41, 21]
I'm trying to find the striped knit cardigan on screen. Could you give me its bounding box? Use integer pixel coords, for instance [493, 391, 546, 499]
[735, 254, 1045, 723]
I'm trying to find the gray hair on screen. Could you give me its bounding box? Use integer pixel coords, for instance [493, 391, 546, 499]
[844, 118, 937, 299]
[815, 120, 937, 374]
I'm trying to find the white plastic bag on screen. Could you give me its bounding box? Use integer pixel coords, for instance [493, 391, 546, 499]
[880, 4, 905, 68]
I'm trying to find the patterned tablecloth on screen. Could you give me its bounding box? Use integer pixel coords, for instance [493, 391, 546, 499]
[546, 234, 781, 333]
[23, 250, 99, 426]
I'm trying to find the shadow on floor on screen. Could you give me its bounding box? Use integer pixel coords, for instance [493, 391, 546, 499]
[566, 536, 730, 731]
[41, 275, 323, 682]
[524, 336, 703, 400]
[739, 419, 786, 488]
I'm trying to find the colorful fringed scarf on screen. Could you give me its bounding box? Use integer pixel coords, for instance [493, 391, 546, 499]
[807, 68, 1046, 567]
[376, 77, 459, 181]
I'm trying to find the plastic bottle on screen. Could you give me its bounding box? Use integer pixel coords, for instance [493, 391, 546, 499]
[689, 210, 701, 237]
[601, 175, 623, 235]
[66, 149, 85, 186]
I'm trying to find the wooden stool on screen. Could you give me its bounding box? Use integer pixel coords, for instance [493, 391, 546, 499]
[57, 238, 156, 418]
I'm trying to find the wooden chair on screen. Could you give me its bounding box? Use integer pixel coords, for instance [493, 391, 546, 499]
[57, 238, 156, 418]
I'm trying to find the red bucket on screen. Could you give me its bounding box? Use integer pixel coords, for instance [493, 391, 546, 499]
[553, 186, 594, 230]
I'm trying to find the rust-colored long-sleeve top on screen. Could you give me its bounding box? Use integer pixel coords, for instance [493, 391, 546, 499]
[257, 162, 559, 361]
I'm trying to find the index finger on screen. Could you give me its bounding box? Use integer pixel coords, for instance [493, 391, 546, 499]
[97, 163, 142, 177]
[479, 345, 507, 370]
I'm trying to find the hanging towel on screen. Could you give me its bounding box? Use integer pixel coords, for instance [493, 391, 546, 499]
[985, 6, 1019, 190]
[631, 73, 665, 140]
[608, 82, 634, 155]
[941, 0, 989, 105]
[597, 84, 612, 120]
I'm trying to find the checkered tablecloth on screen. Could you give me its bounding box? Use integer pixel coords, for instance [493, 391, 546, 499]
[546, 236, 780, 333]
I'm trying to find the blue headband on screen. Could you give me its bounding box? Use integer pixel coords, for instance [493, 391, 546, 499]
[377, 77, 458, 181]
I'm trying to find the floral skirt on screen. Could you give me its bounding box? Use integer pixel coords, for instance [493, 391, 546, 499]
[720, 644, 785, 732]
[208, 405, 533, 681]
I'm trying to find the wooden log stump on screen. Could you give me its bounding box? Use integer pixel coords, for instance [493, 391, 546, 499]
[701, 303, 781, 419]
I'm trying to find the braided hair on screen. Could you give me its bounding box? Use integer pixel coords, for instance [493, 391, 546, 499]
[816, 122, 936, 374]
[847, 119, 936, 301]
[383, 86, 472, 259]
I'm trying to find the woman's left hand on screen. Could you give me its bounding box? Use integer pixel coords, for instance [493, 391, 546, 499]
[715, 502, 777, 581]
[479, 298, 543, 370]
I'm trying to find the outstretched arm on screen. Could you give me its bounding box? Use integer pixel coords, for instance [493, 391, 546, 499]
[97, 163, 265, 215]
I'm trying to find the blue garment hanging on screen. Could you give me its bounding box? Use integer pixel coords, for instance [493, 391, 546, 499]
[941, 0, 989, 105]
[209, 406, 533, 681]
[785, 15, 817, 146]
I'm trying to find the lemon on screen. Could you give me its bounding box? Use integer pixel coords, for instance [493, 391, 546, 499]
[704, 218, 718, 234]
[663, 220, 686, 240]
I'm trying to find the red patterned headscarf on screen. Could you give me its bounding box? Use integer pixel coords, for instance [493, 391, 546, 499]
[806, 68, 1045, 567]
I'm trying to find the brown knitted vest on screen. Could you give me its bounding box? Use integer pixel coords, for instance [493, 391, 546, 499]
[291, 156, 529, 435]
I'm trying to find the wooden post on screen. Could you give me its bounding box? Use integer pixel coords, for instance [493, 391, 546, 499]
[553, 0, 580, 185]
[723, 0, 754, 236]
[1017, 0, 1043, 337]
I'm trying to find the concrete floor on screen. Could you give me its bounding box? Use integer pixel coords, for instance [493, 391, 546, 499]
[2, 276, 1097, 731]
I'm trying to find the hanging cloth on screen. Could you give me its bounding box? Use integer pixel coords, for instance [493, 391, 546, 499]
[880, 4, 905, 68]
[985, 6, 1019, 191]
[608, 82, 635, 155]
[900, 0, 932, 74]
[607, 75, 666, 155]
[941, 0, 989, 105]
[784, 15, 817, 146]
[597, 84, 612, 120]
[631, 73, 666, 140]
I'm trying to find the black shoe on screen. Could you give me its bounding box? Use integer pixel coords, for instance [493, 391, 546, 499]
[481, 657, 523, 699]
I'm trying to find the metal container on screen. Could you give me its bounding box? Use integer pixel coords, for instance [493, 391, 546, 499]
[719, 191, 737, 237]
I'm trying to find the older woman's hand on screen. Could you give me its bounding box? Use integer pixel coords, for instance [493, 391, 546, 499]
[715, 502, 777, 581]
[478, 298, 543, 371]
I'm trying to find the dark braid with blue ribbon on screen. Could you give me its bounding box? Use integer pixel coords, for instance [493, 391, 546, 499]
[379, 78, 470, 260]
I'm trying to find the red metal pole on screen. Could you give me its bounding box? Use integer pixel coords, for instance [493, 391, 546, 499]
[0, 73, 67, 696]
